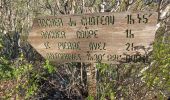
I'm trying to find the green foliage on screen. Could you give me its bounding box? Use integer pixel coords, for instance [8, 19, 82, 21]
[43, 60, 55, 74]
[142, 42, 170, 97]
[153, 43, 170, 64]
[0, 32, 3, 52]
[0, 57, 13, 80]
[0, 53, 42, 99]
[0, 36, 3, 49]
[0, 55, 38, 99]
[141, 25, 170, 98]
[87, 95, 94, 100]
[0, 31, 56, 99]
[14, 64, 39, 99]
[96, 63, 116, 100]
[97, 40, 170, 99]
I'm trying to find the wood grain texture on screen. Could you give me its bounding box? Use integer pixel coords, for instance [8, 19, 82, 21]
[28, 11, 158, 64]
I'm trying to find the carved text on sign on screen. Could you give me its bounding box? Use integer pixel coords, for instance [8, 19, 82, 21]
[28, 12, 158, 64]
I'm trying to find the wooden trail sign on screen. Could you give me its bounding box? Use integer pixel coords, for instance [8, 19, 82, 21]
[28, 12, 158, 64]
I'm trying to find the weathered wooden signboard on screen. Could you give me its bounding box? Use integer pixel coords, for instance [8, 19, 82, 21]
[28, 12, 158, 64]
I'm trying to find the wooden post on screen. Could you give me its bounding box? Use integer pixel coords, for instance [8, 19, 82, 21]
[83, 3, 97, 98]
[86, 63, 97, 98]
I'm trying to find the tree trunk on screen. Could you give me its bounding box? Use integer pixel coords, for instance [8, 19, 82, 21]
[85, 63, 97, 98]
